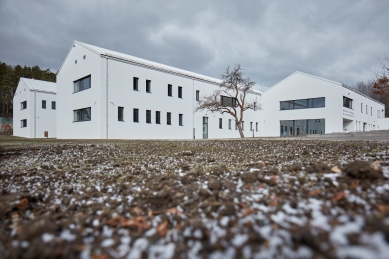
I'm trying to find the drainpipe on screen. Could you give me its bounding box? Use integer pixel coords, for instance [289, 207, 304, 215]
[192, 78, 195, 139]
[106, 57, 109, 139]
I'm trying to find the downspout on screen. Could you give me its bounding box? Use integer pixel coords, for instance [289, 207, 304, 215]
[192, 78, 195, 139]
[34, 92, 36, 138]
[106, 57, 109, 139]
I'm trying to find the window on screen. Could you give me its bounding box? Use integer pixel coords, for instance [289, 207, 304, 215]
[366, 105, 368, 114]
[178, 87, 183, 98]
[146, 80, 151, 93]
[228, 119, 231, 129]
[21, 119, 27, 128]
[179, 114, 183, 126]
[156, 111, 161, 124]
[280, 119, 325, 136]
[254, 102, 257, 111]
[250, 122, 253, 131]
[196, 90, 200, 101]
[42, 100, 46, 109]
[74, 107, 91, 122]
[371, 107, 372, 116]
[242, 121, 244, 130]
[167, 112, 171, 125]
[343, 96, 353, 109]
[361, 103, 363, 113]
[52, 101, 56, 110]
[21, 101, 27, 110]
[235, 120, 238, 130]
[280, 97, 325, 110]
[133, 108, 139, 122]
[378, 110, 380, 118]
[220, 95, 237, 107]
[118, 107, 124, 121]
[168, 84, 172, 96]
[256, 122, 258, 132]
[74, 75, 91, 93]
[146, 110, 151, 123]
[133, 77, 139, 91]
[219, 118, 223, 129]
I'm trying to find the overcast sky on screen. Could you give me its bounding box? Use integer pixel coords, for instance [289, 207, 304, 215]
[0, 0, 388, 91]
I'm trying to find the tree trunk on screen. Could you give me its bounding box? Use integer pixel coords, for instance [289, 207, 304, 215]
[237, 123, 245, 138]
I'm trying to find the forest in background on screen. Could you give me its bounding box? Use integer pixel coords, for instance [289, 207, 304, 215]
[0, 61, 56, 117]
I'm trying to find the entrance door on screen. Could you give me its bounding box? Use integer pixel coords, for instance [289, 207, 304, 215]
[203, 117, 208, 139]
[363, 123, 366, 131]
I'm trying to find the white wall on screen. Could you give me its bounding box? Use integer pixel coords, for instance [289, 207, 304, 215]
[57, 45, 105, 139]
[261, 72, 385, 137]
[34, 91, 56, 138]
[381, 118, 389, 130]
[13, 80, 33, 138]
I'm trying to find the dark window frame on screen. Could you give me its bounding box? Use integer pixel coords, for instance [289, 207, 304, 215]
[133, 108, 139, 122]
[21, 119, 27, 128]
[168, 84, 172, 96]
[21, 101, 27, 110]
[196, 90, 200, 101]
[133, 77, 139, 91]
[156, 111, 161, 124]
[179, 114, 183, 126]
[52, 101, 56, 110]
[146, 80, 151, 93]
[167, 112, 172, 125]
[343, 96, 353, 109]
[178, 86, 183, 98]
[228, 119, 231, 130]
[220, 95, 237, 107]
[280, 97, 325, 110]
[146, 110, 151, 123]
[219, 118, 223, 129]
[74, 75, 91, 93]
[74, 107, 91, 122]
[118, 107, 124, 121]
[42, 100, 46, 109]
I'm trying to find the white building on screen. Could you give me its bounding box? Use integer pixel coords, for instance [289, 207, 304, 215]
[56, 41, 261, 139]
[261, 72, 386, 137]
[13, 78, 56, 138]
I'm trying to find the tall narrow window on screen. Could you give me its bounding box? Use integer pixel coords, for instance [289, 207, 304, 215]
[228, 119, 231, 129]
[133, 77, 139, 91]
[179, 114, 183, 126]
[168, 84, 172, 96]
[256, 122, 258, 131]
[361, 103, 363, 113]
[254, 102, 257, 111]
[250, 122, 253, 131]
[242, 121, 244, 130]
[21, 119, 27, 128]
[74, 107, 91, 122]
[118, 107, 124, 121]
[21, 101, 27, 110]
[52, 101, 56, 110]
[235, 120, 238, 130]
[133, 108, 139, 122]
[219, 118, 223, 129]
[371, 107, 372, 116]
[178, 86, 183, 98]
[146, 80, 151, 93]
[42, 100, 46, 109]
[366, 105, 368, 114]
[146, 110, 151, 123]
[167, 112, 171, 125]
[196, 90, 200, 101]
[74, 75, 91, 93]
[378, 110, 380, 118]
[156, 111, 161, 124]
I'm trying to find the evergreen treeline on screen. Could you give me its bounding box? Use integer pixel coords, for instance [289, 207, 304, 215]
[0, 61, 56, 117]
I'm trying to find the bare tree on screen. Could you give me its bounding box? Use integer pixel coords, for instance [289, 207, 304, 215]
[372, 56, 389, 117]
[195, 64, 260, 138]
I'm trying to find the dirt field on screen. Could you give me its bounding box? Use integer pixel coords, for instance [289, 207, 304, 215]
[1, 137, 389, 259]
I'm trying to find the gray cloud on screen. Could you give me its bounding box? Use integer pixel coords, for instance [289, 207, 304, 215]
[0, 0, 388, 92]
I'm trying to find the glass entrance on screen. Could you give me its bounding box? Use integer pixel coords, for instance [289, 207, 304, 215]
[203, 117, 208, 139]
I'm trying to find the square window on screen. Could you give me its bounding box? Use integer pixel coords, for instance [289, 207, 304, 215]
[156, 111, 161, 124]
[146, 110, 151, 123]
[118, 107, 124, 121]
[146, 80, 151, 93]
[167, 112, 171, 125]
[168, 84, 172, 96]
[133, 77, 139, 91]
[52, 101, 56, 110]
[42, 100, 46, 109]
[133, 108, 139, 122]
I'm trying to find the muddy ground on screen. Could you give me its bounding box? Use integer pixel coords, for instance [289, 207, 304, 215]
[0, 137, 389, 259]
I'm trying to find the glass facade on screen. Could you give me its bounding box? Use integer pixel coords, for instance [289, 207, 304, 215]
[280, 97, 325, 110]
[280, 119, 325, 136]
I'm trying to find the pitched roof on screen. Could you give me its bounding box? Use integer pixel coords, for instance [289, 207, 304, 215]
[21, 78, 56, 94]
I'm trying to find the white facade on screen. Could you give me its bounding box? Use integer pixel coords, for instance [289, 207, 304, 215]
[261, 72, 385, 137]
[56, 41, 261, 139]
[13, 78, 56, 138]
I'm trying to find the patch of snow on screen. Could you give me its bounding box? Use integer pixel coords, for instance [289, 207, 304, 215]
[60, 229, 76, 241]
[231, 234, 248, 247]
[42, 233, 55, 242]
[101, 238, 114, 247]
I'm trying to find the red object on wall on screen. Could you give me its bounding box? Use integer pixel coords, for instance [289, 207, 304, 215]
[44, 131, 48, 138]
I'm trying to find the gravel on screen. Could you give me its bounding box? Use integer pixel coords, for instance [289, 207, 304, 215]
[1, 138, 389, 258]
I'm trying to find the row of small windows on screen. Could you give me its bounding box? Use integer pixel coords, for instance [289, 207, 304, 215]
[21, 101, 56, 110]
[134, 77, 183, 98]
[131, 108, 183, 126]
[218, 118, 259, 131]
[280, 97, 325, 110]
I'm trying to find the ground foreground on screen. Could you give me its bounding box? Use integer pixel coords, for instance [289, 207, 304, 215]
[1, 138, 389, 259]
